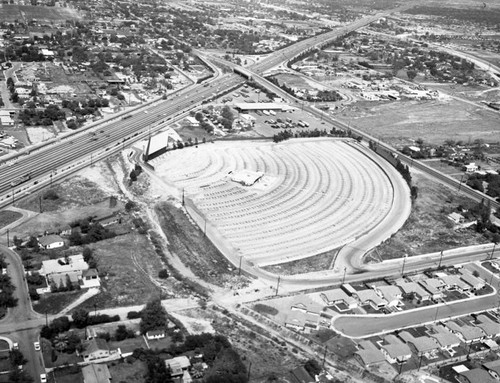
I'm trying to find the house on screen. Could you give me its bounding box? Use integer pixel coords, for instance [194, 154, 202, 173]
[459, 368, 497, 383]
[374, 285, 402, 308]
[285, 309, 319, 332]
[146, 329, 165, 340]
[80, 338, 110, 362]
[448, 212, 465, 224]
[38, 235, 65, 249]
[439, 275, 471, 292]
[81, 363, 112, 383]
[320, 289, 358, 309]
[82, 269, 101, 287]
[483, 360, 500, 380]
[419, 279, 445, 300]
[40, 254, 89, 287]
[354, 289, 387, 310]
[184, 116, 199, 127]
[165, 356, 191, 378]
[463, 163, 479, 173]
[427, 324, 461, 350]
[459, 270, 485, 291]
[290, 366, 314, 383]
[354, 341, 386, 367]
[445, 321, 485, 344]
[398, 331, 439, 355]
[396, 281, 430, 302]
[474, 314, 500, 338]
[379, 335, 412, 364]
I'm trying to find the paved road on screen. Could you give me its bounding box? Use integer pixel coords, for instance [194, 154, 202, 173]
[1, 244, 44, 381]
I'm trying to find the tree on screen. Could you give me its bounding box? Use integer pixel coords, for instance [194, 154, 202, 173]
[130, 170, 138, 182]
[158, 269, 169, 279]
[304, 359, 322, 377]
[115, 324, 133, 341]
[8, 370, 34, 383]
[82, 247, 93, 263]
[146, 353, 173, 383]
[10, 349, 27, 367]
[72, 308, 89, 328]
[53, 334, 68, 353]
[140, 298, 168, 334]
[407, 69, 418, 81]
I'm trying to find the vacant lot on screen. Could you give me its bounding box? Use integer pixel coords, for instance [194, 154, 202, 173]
[341, 98, 500, 146]
[76, 233, 165, 310]
[0, 4, 82, 22]
[370, 169, 488, 260]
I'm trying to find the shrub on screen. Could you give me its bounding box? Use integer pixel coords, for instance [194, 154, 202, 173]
[43, 189, 59, 200]
[158, 269, 169, 279]
[127, 311, 141, 320]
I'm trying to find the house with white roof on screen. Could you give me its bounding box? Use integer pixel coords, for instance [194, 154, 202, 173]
[40, 254, 89, 290]
[439, 275, 471, 292]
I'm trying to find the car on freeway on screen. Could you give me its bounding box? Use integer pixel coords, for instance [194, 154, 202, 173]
[34, 341, 40, 351]
[40, 373, 47, 382]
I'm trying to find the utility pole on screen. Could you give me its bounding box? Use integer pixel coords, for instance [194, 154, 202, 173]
[39, 195, 42, 213]
[438, 250, 444, 269]
[322, 345, 327, 368]
[342, 266, 347, 284]
[247, 362, 252, 382]
[182, 188, 185, 206]
[238, 255, 242, 276]
[6, 229, 9, 247]
[490, 242, 497, 260]
[401, 254, 408, 277]
[275, 276, 281, 296]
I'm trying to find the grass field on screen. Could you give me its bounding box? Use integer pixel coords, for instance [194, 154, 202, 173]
[340, 98, 500, 146]
[0, 210, 22, 229]
[33, 290, 86, 315]
[0, 5, 82, 22]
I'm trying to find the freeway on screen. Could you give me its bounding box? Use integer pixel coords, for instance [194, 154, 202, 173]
[0, 74, 244, 204]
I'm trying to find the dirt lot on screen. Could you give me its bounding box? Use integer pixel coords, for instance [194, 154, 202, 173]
[108, 358, 147, 383]
[338, 97, 500, 146]
[368, 168, 488, 261]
